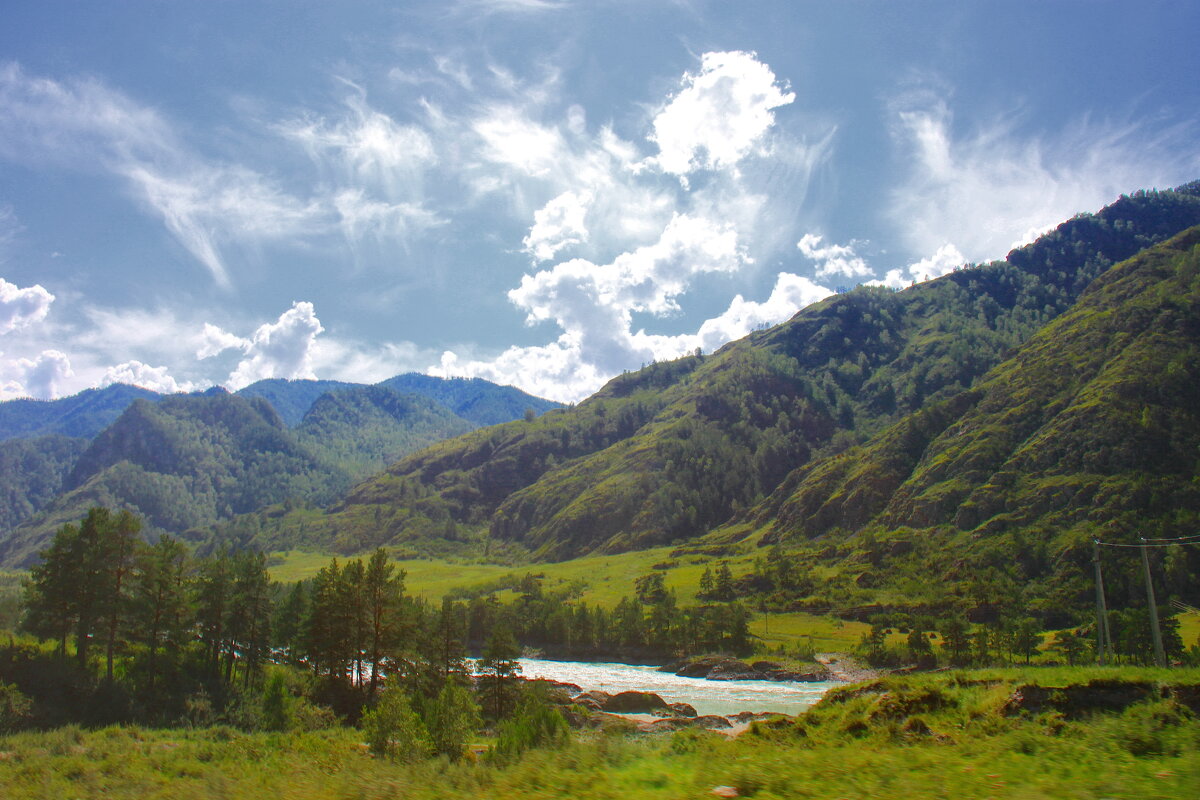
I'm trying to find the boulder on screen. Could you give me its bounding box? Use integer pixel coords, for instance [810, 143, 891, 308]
[576, 690, 612, 707]
[693, 715, 733, 729]
[602, 690, 673, 715]
[669, 702, 698, 717]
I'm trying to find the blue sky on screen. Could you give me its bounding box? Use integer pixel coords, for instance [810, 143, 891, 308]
[1, 1, 1197, 402]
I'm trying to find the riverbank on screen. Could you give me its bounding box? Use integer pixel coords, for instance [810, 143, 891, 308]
[4, 668, 1197, 799]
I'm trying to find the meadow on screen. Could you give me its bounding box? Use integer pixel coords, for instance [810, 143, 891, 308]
[2, 667, 1197, 799]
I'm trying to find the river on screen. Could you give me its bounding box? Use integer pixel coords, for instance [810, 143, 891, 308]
[516, 658, 839, 717]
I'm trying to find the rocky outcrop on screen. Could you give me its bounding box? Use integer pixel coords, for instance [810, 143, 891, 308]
[660, 655, 832, 682]
[602, 690, 674, 715]
[669, 702, 698, 717]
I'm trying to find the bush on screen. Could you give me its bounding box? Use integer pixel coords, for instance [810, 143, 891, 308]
[490, 688, 570, 764]
[361, 689, 432, 761]
[0, 681, 33, 732]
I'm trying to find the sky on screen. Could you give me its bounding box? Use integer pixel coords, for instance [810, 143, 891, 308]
[1, 1, 1198, 403]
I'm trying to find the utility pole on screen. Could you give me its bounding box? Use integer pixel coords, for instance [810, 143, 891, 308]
[1092, 541, 1111, 665]
[1140, 539, 1167, 667]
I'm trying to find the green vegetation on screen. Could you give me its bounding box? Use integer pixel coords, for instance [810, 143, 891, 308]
[0, 384, 161, 443]
[2, 669, 1197, 799]
[222, 185, 1200, 574]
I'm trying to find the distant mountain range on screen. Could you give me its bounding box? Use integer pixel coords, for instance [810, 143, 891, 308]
[0, 375, 560, 565]
[190, 184, 1200, 606]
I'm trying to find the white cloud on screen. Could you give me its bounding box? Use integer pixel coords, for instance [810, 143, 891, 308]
[0, 277, 54, 334]
[473, 107, 568, 179]
[224, 301, 326, 390]
[333, 189, 445, 245]
[280, 87, 436, 196]
[889, 95, 1200, 263]
[869, 243, 966, 290]
[695, 272, 833, 352]
[522, 190, 591, 261]
[0, 349, 73, 400]
[101, 360, 195, 394]
[197, 322, 250, 359]
[649, 51, 795, 179]
[0, 64, 326, 288]
[123, 165, 324, 288]
[796, 233, 874, 279]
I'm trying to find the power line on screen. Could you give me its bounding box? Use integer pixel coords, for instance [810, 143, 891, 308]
[1095, 539, 1200, 548]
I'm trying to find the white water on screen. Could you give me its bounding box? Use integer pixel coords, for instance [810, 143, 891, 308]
[516, 658, 838, 717]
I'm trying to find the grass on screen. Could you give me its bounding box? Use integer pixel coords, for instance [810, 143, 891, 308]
[2, 668, 1198, 799]
[269, 549, 1200, 660]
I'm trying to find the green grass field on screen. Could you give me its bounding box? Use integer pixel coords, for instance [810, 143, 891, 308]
[2, 668, 1197, 799]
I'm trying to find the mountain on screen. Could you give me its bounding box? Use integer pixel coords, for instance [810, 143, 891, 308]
[0, 390, 349, 566]
[741, 225, 1200, 618]
[237, 375, 562, 428]
[209, 184, 1200, 562]
[294, 385, 476, 481]
[378, 373, 562, 426]
[0, 384, 162, 442]
[0, 435, 89, 533]
[235, 379, 362, 427]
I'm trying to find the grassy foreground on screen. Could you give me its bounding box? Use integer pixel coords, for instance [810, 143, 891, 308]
[3, 668, 1197, 799]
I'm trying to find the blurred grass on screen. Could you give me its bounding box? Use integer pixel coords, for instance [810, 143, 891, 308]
[2, 668, 1198, 799]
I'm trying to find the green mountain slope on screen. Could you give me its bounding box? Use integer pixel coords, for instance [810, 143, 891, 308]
[0, 435, 89, 533]
[221, 184, 1200, 560]
[295, 385, 476, 481]
[0, 384, 162, 442]
[0, 391, 349, 566]
[236, 379, 361, 427]
[379, 373, 562, 426]
[758, 226, 1200, 544]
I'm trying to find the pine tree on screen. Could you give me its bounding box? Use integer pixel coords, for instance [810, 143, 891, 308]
[128, 534, 190, 697]
[477, 626, 521, 720]
[363, 549, 405, 698]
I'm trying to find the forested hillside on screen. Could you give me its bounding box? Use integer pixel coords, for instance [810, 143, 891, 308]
[0, 391, 348, 566]
[736, 224, 1200, 620]
[0, 384, 161, 442]
[212, 186, 1200, 561]
[0, 435, 88, 532]
[0, 376, 560, 566]
[295, 385, 476, 480]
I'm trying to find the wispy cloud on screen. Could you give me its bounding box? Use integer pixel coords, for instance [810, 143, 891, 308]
[889, 92, 1200, 262]
[0, 63, 326, 288]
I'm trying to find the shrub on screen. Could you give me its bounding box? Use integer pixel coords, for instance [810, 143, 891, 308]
[361, 689, 431, 761]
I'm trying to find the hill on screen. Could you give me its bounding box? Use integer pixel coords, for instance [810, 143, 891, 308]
[206, 184, 1200, 562]
[294, 385, 476, 480]
[235, 379, 362, 427]
[0, 384, 162, 442]
[735, 224, 1200, 621]
[379, 373, 562, 426]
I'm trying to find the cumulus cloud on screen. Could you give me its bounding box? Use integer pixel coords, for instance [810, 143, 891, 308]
[522, 190, 591, 261]
[220, 302, 326, 391]
[196, 322, 250, 359]
[0, 277, 54, 334]
[0, 349, 73, 400]
[695, 272, 833, 352]
[889, 94, 1200, 262]
[869, 243, 966, 290]
[796, 234, 874, 279]
[101, 360, 195, 394]
[649, 51, 795, 180]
